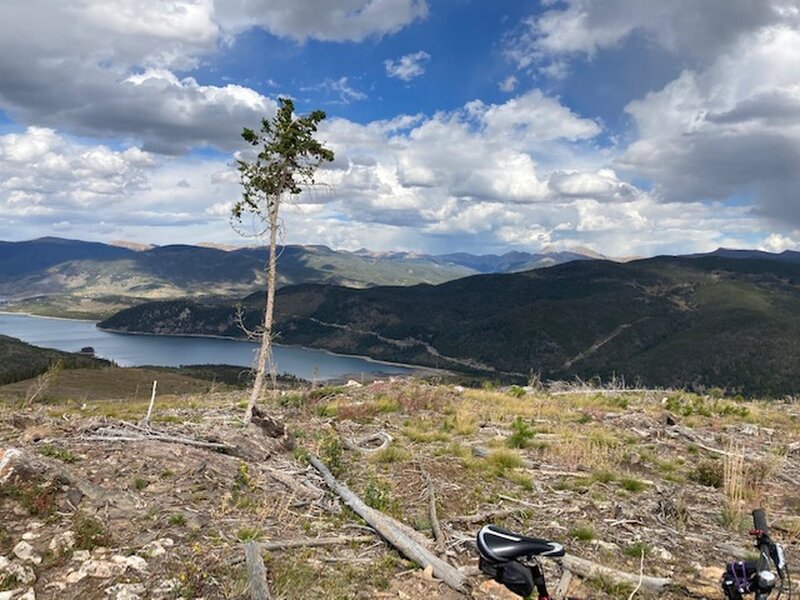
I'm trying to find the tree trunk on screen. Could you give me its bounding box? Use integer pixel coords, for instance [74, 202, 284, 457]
[243, 542, 272, 600]
[560, 554, 671, 593]
[309, 454, 468, 593]
[245, 199, 280, 425]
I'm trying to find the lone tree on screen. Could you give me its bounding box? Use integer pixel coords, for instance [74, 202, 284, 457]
[234, 98, 334, 424]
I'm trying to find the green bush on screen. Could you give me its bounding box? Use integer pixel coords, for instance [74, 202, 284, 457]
[570, 525, 595, 541]
[619, 477, 646, 493]
[507, 417, 535, 449]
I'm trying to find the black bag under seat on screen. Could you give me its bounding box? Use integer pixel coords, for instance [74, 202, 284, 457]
[479, 556, 534, 597]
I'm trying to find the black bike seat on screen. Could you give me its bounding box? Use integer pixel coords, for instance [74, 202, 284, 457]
[477, 524, 565, 561]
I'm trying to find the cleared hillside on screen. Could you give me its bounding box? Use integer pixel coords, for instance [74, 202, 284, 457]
[0, 378, 798, 598]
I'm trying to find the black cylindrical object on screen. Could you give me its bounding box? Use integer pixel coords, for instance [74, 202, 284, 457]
[753, 508, 768, 533]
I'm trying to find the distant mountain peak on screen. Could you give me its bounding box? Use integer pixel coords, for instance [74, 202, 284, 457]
[196, 242, 242, 251]
[540, 244, 607, 259]
[110, 240, 155, 251]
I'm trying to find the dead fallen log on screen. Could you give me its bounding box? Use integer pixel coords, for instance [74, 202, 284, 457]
[83, 423, 235, 451]
[560, 554, 671, 593]
[263, 467, 323, 499]
[309, 454, 468, 593]
[420, 466, 445, 550]
[243, 542, 272, 600]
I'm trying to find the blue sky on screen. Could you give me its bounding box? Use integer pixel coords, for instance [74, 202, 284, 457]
[0, 0, 799, 256]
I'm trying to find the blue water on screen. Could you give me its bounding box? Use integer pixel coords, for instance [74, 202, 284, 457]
[0, 312, 411, 380]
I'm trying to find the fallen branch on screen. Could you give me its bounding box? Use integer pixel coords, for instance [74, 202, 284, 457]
[420, 466, 445, 550]
[82, 423, 234, 451]
[243, 542, 272, 600]
[555, 571, 574, 599]
[627, 548, 645, 599]
[340, 431, 392, 453]
[309, 454, 468, 593]
[560, 554, 671, 593]
[263, 467, 323, 499]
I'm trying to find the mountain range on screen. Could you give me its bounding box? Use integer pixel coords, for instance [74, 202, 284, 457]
[0, 237, 605, 318]
[100, 251, 800, 395]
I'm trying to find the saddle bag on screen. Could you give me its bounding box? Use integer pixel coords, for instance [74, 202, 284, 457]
[479, 556, 534, 597]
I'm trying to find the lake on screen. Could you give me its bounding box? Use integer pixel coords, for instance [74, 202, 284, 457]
[0, 312, 411, 380]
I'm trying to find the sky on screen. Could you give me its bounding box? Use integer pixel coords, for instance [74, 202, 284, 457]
[1, 0, 799, 257]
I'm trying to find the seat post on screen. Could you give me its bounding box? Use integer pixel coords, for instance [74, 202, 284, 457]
[529, 563, 551, 600]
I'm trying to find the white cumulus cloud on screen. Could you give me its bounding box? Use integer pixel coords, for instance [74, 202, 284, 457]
[384, 51, 431, 81]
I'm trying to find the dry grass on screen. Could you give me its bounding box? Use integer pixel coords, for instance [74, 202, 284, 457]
[722, 442, 746, 529]
[4, 375, 800, 600]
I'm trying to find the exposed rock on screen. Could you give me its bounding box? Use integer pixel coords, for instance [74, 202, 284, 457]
[111, 554, 148, 572]
[71, 550, 90, 562]
[2, 562, 36, 586]
[0, 590, 24, 600]
[344, 380, 362, 388]
[48, 531, 76, 554]
[140, 538, 172, 558]
[12, 542, 41, 565]
[64, 569, 87, 584]
[478, 579, 523, 599]
[77, 559, 126, 579]
[0, 448, 23, 484]
[687, 566, 726, 598]
[104, 582, 146, 600]
[152, 578, 179, 599]
[66, 487, 83, 507]
[655, 546, 674, 561]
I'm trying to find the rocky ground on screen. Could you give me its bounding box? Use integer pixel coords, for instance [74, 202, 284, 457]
[1, 375, 799, 599]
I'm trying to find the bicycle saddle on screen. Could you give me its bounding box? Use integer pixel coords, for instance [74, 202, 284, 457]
[477, 524, 565, 561]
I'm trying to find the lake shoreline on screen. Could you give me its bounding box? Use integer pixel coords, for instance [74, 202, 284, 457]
[0, 309, 97, 323]
[0, 311, 442, 378]
[95, 325, 445, 375]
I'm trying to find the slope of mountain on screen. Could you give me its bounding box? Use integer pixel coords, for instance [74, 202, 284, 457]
[0, 238, 606, 317]
[100, 255, 800, 395]
[0, 238, 475, 317]
[0, 237, 134, 280]
[431, 249, 597, 273]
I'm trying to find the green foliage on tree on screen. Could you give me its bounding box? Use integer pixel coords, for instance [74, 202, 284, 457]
[233, 98, 334, 423]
